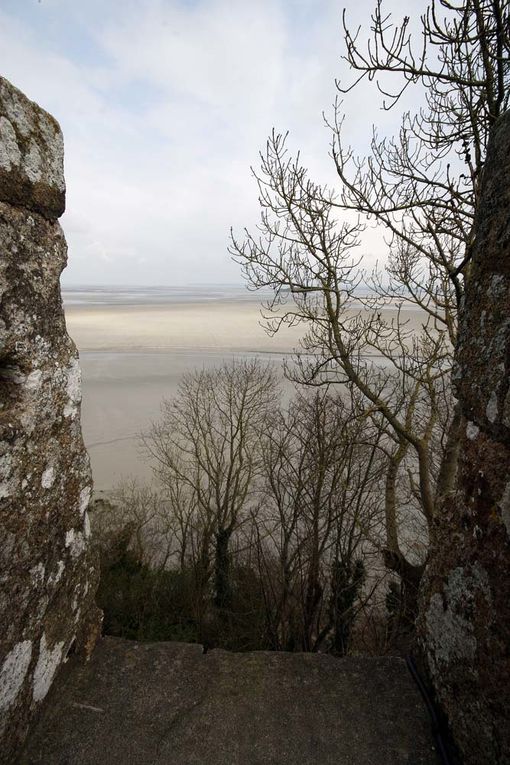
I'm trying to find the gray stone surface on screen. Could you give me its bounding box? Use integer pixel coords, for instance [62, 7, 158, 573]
[0, 77, 65, 219]
[419, 111, 510, 764]
[0, 77, 98, 764]
[21, 637, 439, 765]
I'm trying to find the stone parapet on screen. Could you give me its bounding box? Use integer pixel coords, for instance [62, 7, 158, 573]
[420, 112, 510, 765]
[20, 637, 439, 765]
[0, 77, 98, 764]
[0, 77, 65, 220]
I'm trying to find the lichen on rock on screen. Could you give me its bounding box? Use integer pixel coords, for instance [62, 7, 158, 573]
[0, 77, 65, 219]
[419, 111, 510, 765]
[0, 77, 98, 764]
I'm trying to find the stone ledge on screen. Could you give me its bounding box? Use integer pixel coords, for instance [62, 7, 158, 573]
[0, 77, 65, 220]
[20, 637, 439, 765]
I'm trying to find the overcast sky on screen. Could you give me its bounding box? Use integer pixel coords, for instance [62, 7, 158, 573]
[0, 0, 418, 285]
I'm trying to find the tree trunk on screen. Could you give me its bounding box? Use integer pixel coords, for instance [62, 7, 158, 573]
[435, 402, 462, 501]
[330, 559, 365, 656]
[214, 527, 233, 613]
[383, 549, 424, 633]
[383, 442, 424, 631]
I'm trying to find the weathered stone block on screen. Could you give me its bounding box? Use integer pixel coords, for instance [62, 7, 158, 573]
[0, 78, 97, 765]
[419, 112, 510, 765]
[0, 77, 65, 220]
[20, 638, 440, 765]
[453, 113, 510, 444]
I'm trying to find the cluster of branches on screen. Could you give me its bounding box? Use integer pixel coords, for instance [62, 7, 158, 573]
[93, 360, 424, 654]
[228, 0, 510, 595]
[93, 0, 509, 652]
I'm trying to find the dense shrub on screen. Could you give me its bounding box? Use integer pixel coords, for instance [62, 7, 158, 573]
[96, 547, 199, 643]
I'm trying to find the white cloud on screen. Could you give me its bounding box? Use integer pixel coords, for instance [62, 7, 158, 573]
[0, 0, 427, 285]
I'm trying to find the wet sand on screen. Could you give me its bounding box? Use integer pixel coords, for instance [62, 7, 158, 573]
[65, 292, 427, 490]
[67, 298, 303, 490]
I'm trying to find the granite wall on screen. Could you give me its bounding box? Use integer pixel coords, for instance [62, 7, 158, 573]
[0, 77, 99, 763]
[420, 112, 510, 765]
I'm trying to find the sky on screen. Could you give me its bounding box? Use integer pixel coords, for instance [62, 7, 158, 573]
[0, 0, 421, 285]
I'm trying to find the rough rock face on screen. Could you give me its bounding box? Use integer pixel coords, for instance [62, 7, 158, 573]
[20, 637, 439, 765]
[419, 112, 510, 764]
[0, 77, 99, 764]
[0, 78, 65, 220]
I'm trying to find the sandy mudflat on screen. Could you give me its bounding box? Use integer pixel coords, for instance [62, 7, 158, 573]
[66, 301, 304, 354]
[65, 293, 427, 490]
[67, 298, 304, 490]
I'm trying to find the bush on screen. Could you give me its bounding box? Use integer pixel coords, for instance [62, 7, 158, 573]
[96, 548, 199, 643]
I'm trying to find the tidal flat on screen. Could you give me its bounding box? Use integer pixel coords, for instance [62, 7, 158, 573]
[63, 286, 426, 490]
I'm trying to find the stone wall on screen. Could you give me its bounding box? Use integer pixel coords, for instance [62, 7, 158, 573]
[420, 112, 510, 764]
[0, 77, 99, 763]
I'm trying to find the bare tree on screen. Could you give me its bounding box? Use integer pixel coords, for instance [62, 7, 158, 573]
[95, 376, 405, 654]
[229, 0, 509, 609]
[142, 359, 279, 621]
[230, 133, 450, 603]
[251, 389, 385, 653]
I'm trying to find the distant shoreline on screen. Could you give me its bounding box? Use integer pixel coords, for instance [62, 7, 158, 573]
[62, 285, 418, 310]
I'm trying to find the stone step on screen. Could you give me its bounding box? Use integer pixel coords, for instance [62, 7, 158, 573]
[20, 637, 439, 765]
